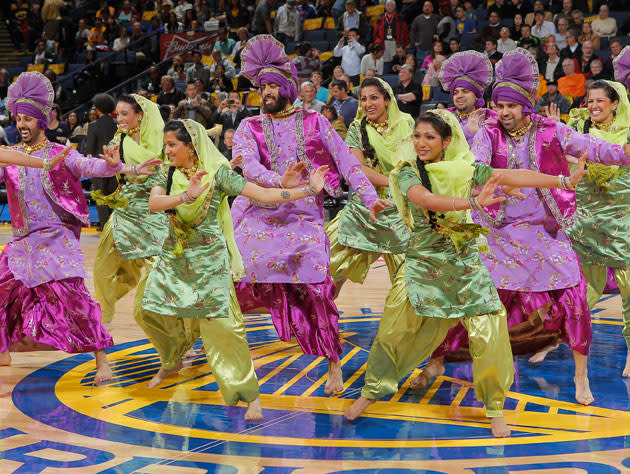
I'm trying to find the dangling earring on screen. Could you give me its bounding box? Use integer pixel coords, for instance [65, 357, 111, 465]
[188, 148, 198, 165]
[439, 149, 446, 161]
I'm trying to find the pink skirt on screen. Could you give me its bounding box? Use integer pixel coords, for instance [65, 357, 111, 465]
[433, 275, 592, 360]
[0, 253, 113, 354]
[235, 276, 343, 361]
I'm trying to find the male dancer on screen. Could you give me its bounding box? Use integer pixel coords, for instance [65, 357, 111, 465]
[232, 35, 387, 394]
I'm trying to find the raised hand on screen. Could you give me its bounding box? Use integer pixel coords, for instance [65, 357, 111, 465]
[548, 102, 562, 122]
[230, 154, 244, 169]
[187, 170, 210, 199]
[569, 152, 588, 188]
[477, 175, 506, 208]
[369, 199, 393, 222]
[49, 145, 72, 169]
[281, 161, 309, 188]
[100, 144, 120, 167]
[467, 109, 485, 136]
[136, 157, 163, 175]
[308, 165, 330, 193]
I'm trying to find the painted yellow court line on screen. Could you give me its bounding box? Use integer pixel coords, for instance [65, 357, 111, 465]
[419, 377, 444, 405]
[389, 368, 423, 403]
[302, 346, 361, 396]
[450, 385, 470, 408]
[257, 354, 302, 386]
[273, 356, 325, 395]
[342, 361, 368, 391]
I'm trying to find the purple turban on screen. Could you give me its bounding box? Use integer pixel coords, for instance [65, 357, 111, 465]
[7, 71, 54, 130]
[240, 34, 299, 103]
[613, 45, 630, 89]
[439, 51, 493, 108]
[491, 48, 539, 115]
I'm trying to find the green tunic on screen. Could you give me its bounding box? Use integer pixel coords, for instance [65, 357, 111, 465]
[397, 163, 502, 319]
[141, 165, 247, 319]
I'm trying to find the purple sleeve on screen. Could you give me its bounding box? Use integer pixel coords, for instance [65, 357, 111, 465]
[64, 148, 123, 179]
[557, 122, 630, 166]
[233, 119, 282, 188]
[470, 128, 493, 165]
[318, 114, 379, 208]
[0, 167, 4, 182]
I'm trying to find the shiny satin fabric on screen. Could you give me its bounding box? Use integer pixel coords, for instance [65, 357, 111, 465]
[361, 267, 514, 418]
[0, 252, 113, 353]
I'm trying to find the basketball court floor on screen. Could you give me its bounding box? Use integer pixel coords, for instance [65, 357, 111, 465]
[1, 226, 629, 473]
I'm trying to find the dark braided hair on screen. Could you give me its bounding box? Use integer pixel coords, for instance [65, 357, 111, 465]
[359, 78, 392, 169]
[583, 80, 620, 134]
[414, 112, 452, 230]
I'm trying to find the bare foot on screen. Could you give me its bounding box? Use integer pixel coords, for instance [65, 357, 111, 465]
[490, 417, 511, 438]
[0, 351, 11, 366]
[528, 343, 559, 363]
[147, 362, 183, 388]
[574, 375, 594, 405]
[410, 357, 445, 390]
[324, 359, 344, 394]
[244, 397, 263, 421]
[623, 350, 630, 378]
[94, 350, 113, 384]
[344, 396, 375, 420]
[184, 348, 197, 359]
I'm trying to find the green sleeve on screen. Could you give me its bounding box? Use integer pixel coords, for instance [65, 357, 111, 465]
[344, 121, 363, 150]
[152, 162, 171, 190]
[215, 165, 247, 197]
[397, 164, 422, 196]
[472, 162, 493, 187]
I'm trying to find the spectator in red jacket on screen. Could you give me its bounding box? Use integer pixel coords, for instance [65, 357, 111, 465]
[373, 0, 409, 62]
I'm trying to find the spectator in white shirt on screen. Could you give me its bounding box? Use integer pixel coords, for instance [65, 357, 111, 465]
[209, 50, 236, 80]
[294, 81, 325, 112]
[333, 28, 365, 85]
[532, 12, 556, 39]
[274, 0, 302, 43]
[591, 5, 617, 37]
[360, 44, 384, 75]
[553, 15, 569, 49]
[174, 0, 192, 21]
[497, 26, 517, 53]
[112, 25, 130, 51]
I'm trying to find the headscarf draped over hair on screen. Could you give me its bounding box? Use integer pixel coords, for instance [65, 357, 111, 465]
[115, 93, 165, 166]
[439, 51, 493, 109]
[240, 34, 299, 103]
[7, 71, 54, 130]
[170, 119, 244, 279]
[492, 48, 539, 115]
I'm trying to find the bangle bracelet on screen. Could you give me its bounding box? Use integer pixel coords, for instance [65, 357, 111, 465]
[469, 196, 482, 211]
[181, 191, 194, 204]
[302, 184, 317, 196]
[131, 165, 138, 175]
[43, 158, 51, 172]
[452, 197, 457, 211]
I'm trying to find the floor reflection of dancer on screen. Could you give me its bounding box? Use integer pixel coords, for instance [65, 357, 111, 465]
[93, 94, 167, 327]
[135, 119, 332, 421]
[416, 49, 630, 405]
[326, 78, 414, 297]
[344, 109, 588, 437]
[231, 36, 388, 395]
[0, 72, 126, 382]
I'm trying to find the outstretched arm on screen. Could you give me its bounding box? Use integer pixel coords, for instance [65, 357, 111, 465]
[491, 152, 586, 189]
[0, 145, 70, 169]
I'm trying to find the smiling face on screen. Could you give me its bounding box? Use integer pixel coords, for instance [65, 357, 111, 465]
[16, 113, 43, 144]
[115, 101, 143, 132]
[261, 82, 288, 114]
[587, 87, 618, 124]
[590, 59, 603, 76]
[163, 130, 195, 167]
[413, 121, 451, 163]
[495, 101, 526, 132]
[360, 85, 390, 123]
[452, 87, 477, 114]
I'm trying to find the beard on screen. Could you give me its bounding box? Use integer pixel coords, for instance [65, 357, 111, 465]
[19, 124, 42, 144]
[262, 95, 289, 115]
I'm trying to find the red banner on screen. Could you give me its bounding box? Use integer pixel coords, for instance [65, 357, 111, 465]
[159, 32, 218, 60]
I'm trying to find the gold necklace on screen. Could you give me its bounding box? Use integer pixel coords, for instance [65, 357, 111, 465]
[271, 105, 299, 119]
[177, 161, 198, 179]
[119, 125, 141, 135]
[21, 139, 49, 154]
[507, 121, 533, 140]
[594, 116, 615, 130]
[456, 110, 473, 120]
[367, 119, 390, 136]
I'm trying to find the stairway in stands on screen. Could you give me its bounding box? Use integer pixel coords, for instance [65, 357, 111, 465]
[0, 12, 21, 67]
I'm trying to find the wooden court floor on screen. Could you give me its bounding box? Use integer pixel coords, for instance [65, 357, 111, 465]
[1, 226, 630, 474]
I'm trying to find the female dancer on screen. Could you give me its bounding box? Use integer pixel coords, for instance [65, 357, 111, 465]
[135, 119, 334, 421]
[93, 94, 167, 326]
[326, 78, 414, 295]
[567, 75, 630, 377]
[344, 110, 587, 438]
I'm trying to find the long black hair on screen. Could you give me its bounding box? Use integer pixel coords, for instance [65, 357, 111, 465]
[163, 120, 194, 198]
[358, 78, 392, 169]
[117, 94, 143, 114]
[584, 80, 621, 134]
[414, 112, 452, 229]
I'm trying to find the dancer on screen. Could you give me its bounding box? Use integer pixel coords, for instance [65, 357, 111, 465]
[231, 35, 387, 394]
[417, 49, 630, 405]
[326, 77, 414, 295]
[567, 49, 630, 377]
[93, 93, 167, 326]
[343, 109, 588, 437]
[0, 72, 129, 382]
[136, 119, 335, 420]
[439, 51, 495, 145]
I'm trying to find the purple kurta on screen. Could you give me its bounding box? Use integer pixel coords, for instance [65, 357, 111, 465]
[448, 107, 496, 146]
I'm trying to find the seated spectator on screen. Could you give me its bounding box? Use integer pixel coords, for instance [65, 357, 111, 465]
[489, 0, 514, 20]
[558, 58, 586, 98]
[168, 56, 185, 77]
[213, 28, 236, 56]
[116, 0, 139, 23]
[297, 0, 317, 20]
[518, 24, 541, 48]
[88, 17, 107, 44]
[33, 40, 53, 65]
[174, 0, 193, 21]
[159, 104, 173, 122]
[274, 0, 301, 44]
[437, 5, 457, 43]
[148, 15, 164, 35]
[351, 68, 376, 98]
[164, 11, 183, 33]
[210, 50, 236, 80]
[554, 15, 570, 49]
[0, 69, 9, 100]
[360, 44, 384, 76]
[510, 0, 532, 19]
[392, 44, 408, 73]
[220, 128, 236, 161]
[541, 42, 563, 81]
[321, 104, 347, 139]
[554, 0, 573, 18]
[510, 13, 524, 40]
[336, 0, 369, 40]
[525, 0, 553, 25]
[311, 71, 328, 103]
[220, 91, 250, 131]
[589, 58, 610, 81]
[44, 69, 65, 105]
[210, 64, 234, 92]
[76, 18, 90, 49]
[560, 30, 581, 61]
[316, 0, 333, 17]
[45, 104, 69, 144]
[591, 5, 617, 37]
[144, 66, 163, 95]
[182, 8, 197, 32]
[579, 40, 598, 76]
[295, 81, 325, 112]
[536, 79, 570, 115]
[253, 0, 274, 35]
[293, 42, 322, 82]
[173, 81, 215, 128]
[233, 27, 249, 69]
[186, 49, 211, 88]
[485, 38, 503, 66]
[449, 38, 461, 54]
[334, 28, 365, 86]
[171, 62, 187, 82]
[225, 0, 251, 29]
[532, 11, 556, 39]
[341, 74, 355, 96]
[393, 64, 422, 118]
[411, 1, 440, 52]
[67, 112, 87, 142]
[112, 25, 130, 51]
[497, 26, 517, 54]
[374, 1, 409, 62]
[604, 39, 624, 77]
[475, 11, 503, 47]
[329, 79, 358, 128]
[195, 79, 212, 102]
[579, 21, 600, 50]
[157, 75, 186, 106]
[571, 9, 584, 31]
[96, 0, 115, 20]
[455, 5, 476, 35]
[405, 54, 424, 83]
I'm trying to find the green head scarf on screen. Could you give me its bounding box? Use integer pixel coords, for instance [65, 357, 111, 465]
[352, 78, 416, 174]
[117, 93, 165, 166]
[169, 119, 244, 279]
